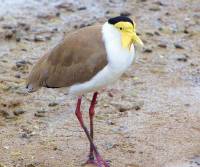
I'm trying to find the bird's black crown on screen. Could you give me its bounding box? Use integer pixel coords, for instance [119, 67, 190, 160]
[108, 16, 134, 25]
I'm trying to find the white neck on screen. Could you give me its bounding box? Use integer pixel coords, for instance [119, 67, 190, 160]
[102, 22, 135, 73]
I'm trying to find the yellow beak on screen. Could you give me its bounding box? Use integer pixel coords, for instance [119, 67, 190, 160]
[121, 30, 144, 50]
[132, 32, 144, 47]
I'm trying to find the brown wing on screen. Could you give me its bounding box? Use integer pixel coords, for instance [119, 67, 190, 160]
[26, 25, 107, 92]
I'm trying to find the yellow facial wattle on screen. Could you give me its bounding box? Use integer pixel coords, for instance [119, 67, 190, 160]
[121, 31, 134, 50]
[114, 21, 143, 50]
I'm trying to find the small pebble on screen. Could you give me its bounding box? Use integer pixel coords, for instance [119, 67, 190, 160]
[174, 43, 184, 49]
[79, 24, 86, 28]
[34, 113, 45, 117]
[143, 48, 153, 53]
[107, 120, 115, 125]
[105, 11, 110, 14]
[195, 161, 200, 166]
[15, 74, 21, 78]
[16, 60, 28, 68]
[154, 31, 160, 36]
[56, 3, 74, 12]
[120, 11, 131, 17]
[21, 133, 30, 139]
[108, 92, 114, 97]
[176, 57, 187, 62]
[185, 104, 190, 107]
[16, 37, 21, 42]
[105, 142, 114, 150]
[34, 35, 46, 42]
[135, 106, 141, 110]
[21, 48, 27, 51]
[52, 28, 58, 33]
[34, 110, 46, 117]
[190, 63, 197, 67]
[2, 24, 15, 29]
[37, 110, 46, 113]
[17, 22, 30, 31]
[77, 6, 87, 10]
[25, 164, 36, 167]
[0, 109, 9, 117]
[45, 36, 51, 40]
[154, 1, 166, 6]
[145, 32, 154, 36]
[119, 107, 126, 112]
[37, 13, 56, 20]
[48, 102, 58, 107]
[56, 12, 60, 17]
[0, 16, 4, 21]
[165, 12, 170, 16]
[183, 28, 189, 34]
[13, 110, 25, 116]
[149, 6, 160, 11]
[158, 43, 167, 48]
[73, 25, 78, 29]
[4, 31, 13, 39]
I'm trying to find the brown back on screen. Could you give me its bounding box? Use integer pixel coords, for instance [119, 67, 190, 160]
[27, 25, 107, 91]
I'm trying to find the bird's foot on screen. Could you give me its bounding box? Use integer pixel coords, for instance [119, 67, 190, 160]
[100, 160, 110, 167]
[83, 158, 98, 166]
[83, 157, 110, 167]
[95, 153, 111, 167]
[99, 160, 110, 167]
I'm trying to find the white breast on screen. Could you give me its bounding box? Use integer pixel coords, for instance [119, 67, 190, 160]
[103, 22, 135, 74]
[69, 22, 135, 96]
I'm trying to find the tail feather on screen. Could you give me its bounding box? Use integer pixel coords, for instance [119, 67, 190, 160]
[26, 53, 48, 93]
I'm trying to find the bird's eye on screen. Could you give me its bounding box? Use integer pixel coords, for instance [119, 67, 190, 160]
[119, 27, 123, 30]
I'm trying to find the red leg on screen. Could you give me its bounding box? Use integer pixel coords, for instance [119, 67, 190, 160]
[75, 96, 110, 167]
[88, 92, 98, 161]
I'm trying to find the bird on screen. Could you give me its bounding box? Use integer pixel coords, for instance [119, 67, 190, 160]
[26, 16, 143, 167]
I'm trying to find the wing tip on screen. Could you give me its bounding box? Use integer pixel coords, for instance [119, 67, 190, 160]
[26, 83, 40, 93]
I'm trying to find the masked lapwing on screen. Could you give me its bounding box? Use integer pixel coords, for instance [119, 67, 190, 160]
[26, 16, 143, 167]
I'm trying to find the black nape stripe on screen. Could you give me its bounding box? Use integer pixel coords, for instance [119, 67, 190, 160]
[108, 16, 134, 25]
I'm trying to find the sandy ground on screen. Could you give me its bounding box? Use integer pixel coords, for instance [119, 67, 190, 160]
[0, 0, 200, 167]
